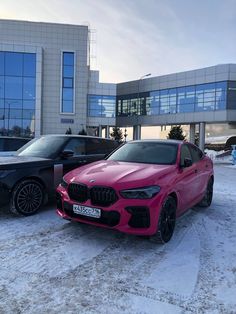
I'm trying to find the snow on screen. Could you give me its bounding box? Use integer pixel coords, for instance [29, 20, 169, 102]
[0, 164, 236, 313]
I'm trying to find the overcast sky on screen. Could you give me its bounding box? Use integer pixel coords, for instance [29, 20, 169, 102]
[1, 0, 236, 83]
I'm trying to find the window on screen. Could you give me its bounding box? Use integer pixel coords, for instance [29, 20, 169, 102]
[61, 52, 75, 113]
[189, 145, 203, 163]
[88, 95, 116, 117]
[180, 145, 192, 166]
[0, 51, 36, 137]
[117, 81, 227, 117]
[64, 138, 86, 155]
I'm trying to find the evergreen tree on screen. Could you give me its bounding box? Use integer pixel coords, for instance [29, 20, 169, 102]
[65, 127, 72, 134]
[110, 127, 123, 142]
[168, 125, 186, 140]
[78, 128, 87, 135]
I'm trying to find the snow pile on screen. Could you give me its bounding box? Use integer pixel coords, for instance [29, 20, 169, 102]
[0, 165, 236, 313]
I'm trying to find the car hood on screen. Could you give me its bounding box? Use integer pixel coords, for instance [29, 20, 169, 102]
[65, 160, 177, 188]
[0, 155, 51, 169]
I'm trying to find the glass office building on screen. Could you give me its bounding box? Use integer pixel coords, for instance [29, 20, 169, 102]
[0, 51, 36, 137]
[117, 81, 231, 117]
[0, 19, 235, 146]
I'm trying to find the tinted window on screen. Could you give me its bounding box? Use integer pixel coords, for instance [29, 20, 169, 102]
[108, 142, 178, 165]
[180, 144, 192, 166]
[64, 138, 86, 155]
[18, 136, 66, 158]
[86, 138, 103, 154]
[189, 145, 203, 163]
[4, 139, 28, 151]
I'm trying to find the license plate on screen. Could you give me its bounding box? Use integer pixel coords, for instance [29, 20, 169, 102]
[73, 204, 101, 218]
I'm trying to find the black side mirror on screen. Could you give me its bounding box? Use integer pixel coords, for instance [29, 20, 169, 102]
[183, 158, 193, 168]
[60, 149, 74, 159]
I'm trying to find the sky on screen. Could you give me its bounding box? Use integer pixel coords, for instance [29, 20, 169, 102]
[1, 0, 236, 83]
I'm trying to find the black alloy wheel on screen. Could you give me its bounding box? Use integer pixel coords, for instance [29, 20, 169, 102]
[151, 196, 176, 244]
[11, 179, 44, 216]
[198, 178, 213, 207]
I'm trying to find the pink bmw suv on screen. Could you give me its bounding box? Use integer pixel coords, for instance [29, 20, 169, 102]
[56, 140, 213, 243]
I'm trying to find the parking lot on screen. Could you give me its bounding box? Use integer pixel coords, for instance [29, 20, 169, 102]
[0, 164, 236, 314]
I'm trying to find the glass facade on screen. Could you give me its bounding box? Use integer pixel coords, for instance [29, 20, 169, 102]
[88, 95, 116, 117]
[117, 82, 227, 117]
[61, 52, 74, 113]
[0, 51, 36, 137]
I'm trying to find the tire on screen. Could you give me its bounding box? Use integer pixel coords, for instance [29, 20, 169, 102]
[197, 178, 213, 207]
[10, 179, 44, 216]
[150, 196, 176, 244]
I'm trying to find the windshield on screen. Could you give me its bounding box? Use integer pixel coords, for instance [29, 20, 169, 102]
[18, 136, 67, 159]
[107, 142, 178, 165]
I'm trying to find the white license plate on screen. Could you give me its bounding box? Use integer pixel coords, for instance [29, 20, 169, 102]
[73, 204, 101, 218]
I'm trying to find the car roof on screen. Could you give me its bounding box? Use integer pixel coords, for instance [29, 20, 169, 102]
[39, 134, 115, 141]
[128, 139, 185, 145]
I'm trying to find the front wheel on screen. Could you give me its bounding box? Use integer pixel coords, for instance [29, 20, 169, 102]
[151, 196, 176, 244]
[10, 179, 44, 216]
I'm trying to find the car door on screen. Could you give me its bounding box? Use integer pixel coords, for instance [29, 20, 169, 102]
[188, 144, 209, 197]
[176, 144, 199, 213]
[60, 138, 90, 175]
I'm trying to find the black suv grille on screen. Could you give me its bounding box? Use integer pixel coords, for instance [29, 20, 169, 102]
[67, 183, 118, 207]
[68, 183, 88, 203]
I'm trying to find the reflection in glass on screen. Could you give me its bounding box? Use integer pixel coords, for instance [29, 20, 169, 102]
[5, 76, 23, 99]
[23, 53, 36, 77]
[117, 82, 227, 116]
[23, 77, 36, 100]
[88, 95, 116, 117]
[61, 52, 74, 113]
[0, 51, 36, 136]
[0, 52, 4, 75]
[5, 52, 23, 76]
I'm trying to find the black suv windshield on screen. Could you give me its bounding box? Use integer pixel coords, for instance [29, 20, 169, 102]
[18, 136, 67, 159]
[107, 142, 178, 165]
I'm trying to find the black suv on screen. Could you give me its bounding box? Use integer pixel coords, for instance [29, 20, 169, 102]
[0, 135, 119, 216]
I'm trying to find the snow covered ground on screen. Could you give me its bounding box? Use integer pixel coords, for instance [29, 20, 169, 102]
[0, 163, 236, 314]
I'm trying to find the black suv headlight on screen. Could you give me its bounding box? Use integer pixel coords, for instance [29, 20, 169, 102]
[60, 177, 68, 188]
[120, 186, 161, 199]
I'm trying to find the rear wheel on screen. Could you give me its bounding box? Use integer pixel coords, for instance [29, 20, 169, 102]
[197, 178, 213, 207]
[151, 196, 176, 244]
[10, 179, 44, 216]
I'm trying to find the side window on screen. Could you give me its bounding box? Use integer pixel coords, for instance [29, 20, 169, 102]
[180, 144, 192, 166]
[189, 145, 203, 163]
[86, 138, 105, 154]
[106, 140, 119, 153]
[64, 138, 86, 155]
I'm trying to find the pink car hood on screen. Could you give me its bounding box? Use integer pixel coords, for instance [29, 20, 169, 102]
[65, 160, 176, 189]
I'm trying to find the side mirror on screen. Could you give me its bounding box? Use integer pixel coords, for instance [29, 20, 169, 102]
[60, 149, 74, 159]
[183, 158, 193, 168]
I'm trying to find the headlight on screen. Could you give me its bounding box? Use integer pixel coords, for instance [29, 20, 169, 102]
[0, 170, 16, 178]
[60, 177, 68, 188]
[120, 186, 161, 199]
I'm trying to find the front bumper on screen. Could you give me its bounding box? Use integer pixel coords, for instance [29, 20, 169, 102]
[56, 185, 164, 236]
